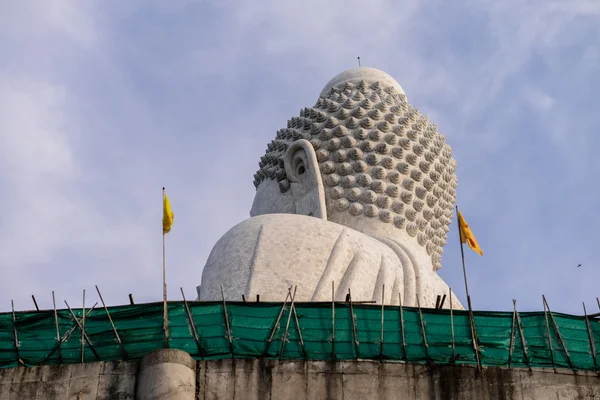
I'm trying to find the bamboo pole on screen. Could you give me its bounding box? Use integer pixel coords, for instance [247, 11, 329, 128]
[290, 292, 306, 360]
[331, 281, 335, 361]
[399, 292, 407, 362]
[543, 295, 575, 373]
[40, 304, 97, 364]
[348, 289, 360, 359]
[180, 287, 204, 360]
[467, 296, 483, 373]
[11, 301, 23, 366]
[95, 286, 128, 360]
[262, 291, 291, 357]
[416, 296, 429, 360]
[449, 288, 456, 363]
[583, 302, 599, 374]
[52, 291, 62, 363]
[220, 286, 234, 358]
[280, 287, 297, 359]
[542, 295, 557, 373]
[513, 300, 531, 370]
[64, 301, 101, 361]
[380, 285, 385, 362]
[508, 299, 516, 368]
[81, 289, 85, 363]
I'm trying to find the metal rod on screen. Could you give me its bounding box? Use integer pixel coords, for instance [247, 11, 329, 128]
[242, 294, 246, 302]
[81, 289, 85, 363]
[542, 295, 557, 373]
[280, 287, 297, 359]
[435, 295, 441, 310]
[416, 296, 429, 360]
[455, 206, 472, 307]
[181, 287, 204, 360]
[11, 300, 23, 366]
[508, 299, 516, 368]
[331, 281, 336, 361]
[290, 290, 306, 360]
[262, 291, 291, 357]
[128, 294, 135, 305]
[467, 295, 482, 373]
[583, 302, 599, 374]
[343, 300, 377, 304]
[220, 286, 234, 358]
[513, 300, 531, 370]
[40, 304, 97, 364]
[32, 295, 40, 311]
[162, 188, 169, 349]
[52, 291, 62, 363]
[439, 294, 446, 310]
[456, 208, 484, 372]
[64, 301, 101, 361]
[449, 288, 456, 363]
[95, 285, 128, 360]
[348, 289, 360, 359]
[457, 206, 482, 372]
[543, 295, 575, 373]
[380, 285, 385, 362]
[282, 300, 375, 304]
[399, 292, 407, 362]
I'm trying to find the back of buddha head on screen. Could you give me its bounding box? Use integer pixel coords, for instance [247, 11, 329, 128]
[251, 67, 458, 271]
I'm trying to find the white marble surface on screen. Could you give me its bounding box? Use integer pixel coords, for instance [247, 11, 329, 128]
[199, 67, 462, 308]
[197, 213, 461, 308]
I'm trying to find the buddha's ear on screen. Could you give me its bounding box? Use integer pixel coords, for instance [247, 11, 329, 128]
[284, 139, 328, 220]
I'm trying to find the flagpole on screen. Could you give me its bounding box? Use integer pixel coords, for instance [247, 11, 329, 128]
[455, 205, 482, 372]
[162, 187, 169, 348]
[455, 206, 471, 303]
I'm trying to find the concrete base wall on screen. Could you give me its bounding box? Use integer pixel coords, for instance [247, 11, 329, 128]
[2, 356, 600, 399]
[198, 359, 600, 400]
[0, 360, 137, 400]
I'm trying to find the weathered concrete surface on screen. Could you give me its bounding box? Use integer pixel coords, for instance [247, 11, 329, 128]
[196, 359, 600, 400]
[0, 360, 136, 400]
[137, 349, 196, 400]
[1, 357, 600, 399]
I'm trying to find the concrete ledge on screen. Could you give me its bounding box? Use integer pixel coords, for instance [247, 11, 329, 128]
[139, 348, 195, 370]
[2, 356, 600, 399]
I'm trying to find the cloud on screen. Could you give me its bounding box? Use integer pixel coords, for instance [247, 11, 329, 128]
[0, 0, 599, 315]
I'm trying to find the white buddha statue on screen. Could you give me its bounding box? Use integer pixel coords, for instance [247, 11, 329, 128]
[197, 67, 462, 308]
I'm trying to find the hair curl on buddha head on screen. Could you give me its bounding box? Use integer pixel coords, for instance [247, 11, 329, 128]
[253, 78, 458, 271]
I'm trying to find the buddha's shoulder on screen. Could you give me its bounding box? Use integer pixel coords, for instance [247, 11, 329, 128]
[208, 214, 393, 258]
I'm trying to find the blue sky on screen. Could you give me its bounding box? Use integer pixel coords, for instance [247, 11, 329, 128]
[1, 1, 599, 314]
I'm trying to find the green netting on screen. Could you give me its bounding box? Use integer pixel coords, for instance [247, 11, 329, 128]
[1, 301, 598, 371]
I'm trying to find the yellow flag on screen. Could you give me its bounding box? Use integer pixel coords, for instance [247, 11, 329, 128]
[457, 210, 483, 255]
[163, 189, 174, 234]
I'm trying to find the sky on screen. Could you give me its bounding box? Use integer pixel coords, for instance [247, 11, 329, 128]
[1, 1, 599, 315]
